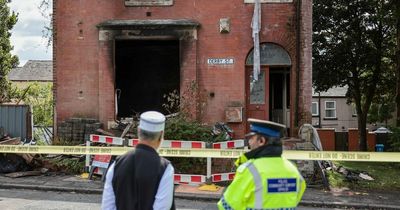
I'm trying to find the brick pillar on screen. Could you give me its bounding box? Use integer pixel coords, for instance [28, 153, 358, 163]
[298, 0, 313, 126]
[180, 39, 198, 120]
[98, 31, 115, 128]
[53, 0, 58, 137]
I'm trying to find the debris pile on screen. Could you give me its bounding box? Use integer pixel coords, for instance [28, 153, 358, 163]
[0, 130, 41, 177]
[329, 165, 375, 182]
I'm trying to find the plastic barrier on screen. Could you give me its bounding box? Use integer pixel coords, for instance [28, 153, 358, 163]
[213, 140, 245, 149]
[87, 135, 124, 177]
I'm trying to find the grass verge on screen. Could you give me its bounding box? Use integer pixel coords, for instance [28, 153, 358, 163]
[327, 161, 400, 190]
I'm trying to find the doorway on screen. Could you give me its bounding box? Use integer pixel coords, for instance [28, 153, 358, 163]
[245, 67, 290, 127]
[115, 40, 180, 118]
[269, 68, 290, 127]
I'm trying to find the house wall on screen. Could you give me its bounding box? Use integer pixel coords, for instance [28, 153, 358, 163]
[54, 0, 312, 138]
[312, 97, 358, 131]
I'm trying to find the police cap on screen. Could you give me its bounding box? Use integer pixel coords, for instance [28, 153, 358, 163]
[245, 118, 286, 139]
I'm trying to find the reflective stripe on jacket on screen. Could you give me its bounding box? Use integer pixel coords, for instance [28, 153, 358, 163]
[218, 157, 306, 210]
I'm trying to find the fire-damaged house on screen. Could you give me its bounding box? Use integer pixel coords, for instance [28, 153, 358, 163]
[53, 0, 312, 138]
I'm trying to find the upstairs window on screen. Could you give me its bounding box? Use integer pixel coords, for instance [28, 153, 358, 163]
[311, 102, 319, 116]
[325, 101, 336, 119]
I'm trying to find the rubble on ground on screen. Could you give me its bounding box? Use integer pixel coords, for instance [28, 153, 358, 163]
[0, 130, 42, 177]
[331, 165, 375, 182]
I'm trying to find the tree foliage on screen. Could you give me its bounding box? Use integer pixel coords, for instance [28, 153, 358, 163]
[0, 0, 18, 103]
[39, 0, 52, 47]
[13, 83, 53, 126]
[313, 0, 397, 150]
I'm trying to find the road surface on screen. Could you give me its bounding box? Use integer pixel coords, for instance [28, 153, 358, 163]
[0, 188, 343, 210]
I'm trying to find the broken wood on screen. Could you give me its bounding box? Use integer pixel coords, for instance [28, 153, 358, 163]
[120, 122, 133, 138]
[19, 154, 34, 164]
[0, 137, 21, 145]
[96, 128, 115, 136]
[4, 170, 41, 178]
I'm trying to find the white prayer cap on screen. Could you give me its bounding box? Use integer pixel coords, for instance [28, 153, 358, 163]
[138, 111, 166, 132]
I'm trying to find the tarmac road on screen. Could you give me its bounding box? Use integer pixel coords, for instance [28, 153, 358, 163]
[0, 188, 344, 210]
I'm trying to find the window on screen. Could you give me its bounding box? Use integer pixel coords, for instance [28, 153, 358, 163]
[325, 101, 336, 118]
[125, 0, 173, 6]
[311, 102, 319, 116]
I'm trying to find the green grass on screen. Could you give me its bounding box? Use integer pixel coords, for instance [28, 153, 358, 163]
[328, 161, 400, 190]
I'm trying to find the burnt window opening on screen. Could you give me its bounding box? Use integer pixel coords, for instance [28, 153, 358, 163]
[115, 40, 180, 118]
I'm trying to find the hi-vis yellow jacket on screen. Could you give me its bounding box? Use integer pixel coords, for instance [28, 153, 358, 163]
[218, 155, 306, 210]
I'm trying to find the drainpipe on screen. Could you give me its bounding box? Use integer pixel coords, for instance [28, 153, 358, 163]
[295, 0, 301, 127]
[318, 92, 321, 127]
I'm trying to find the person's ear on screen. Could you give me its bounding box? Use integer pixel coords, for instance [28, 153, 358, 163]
[158, 131, 164, 142]
[259, 136, 266, 145]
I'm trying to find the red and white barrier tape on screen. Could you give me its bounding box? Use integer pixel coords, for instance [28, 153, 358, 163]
[89, 134, 239, 180]
[213, 140, 245, 149]
[174, 174, 206, 184]
[128, 139, 206, 149]
[90, 135, 124, 145]
[212, 172, 235, 182]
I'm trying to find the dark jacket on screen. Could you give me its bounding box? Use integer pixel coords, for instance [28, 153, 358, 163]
[112, 144, 175, 210]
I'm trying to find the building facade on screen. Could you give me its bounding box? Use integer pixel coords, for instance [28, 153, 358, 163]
[53, 0, 312, 138]
[312, 86, 358, 131]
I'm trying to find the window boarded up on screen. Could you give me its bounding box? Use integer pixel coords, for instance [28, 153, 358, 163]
[125, 0, 173, 6]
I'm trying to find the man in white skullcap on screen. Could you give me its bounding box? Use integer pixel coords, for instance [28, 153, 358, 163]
[102, 111, 175, 210]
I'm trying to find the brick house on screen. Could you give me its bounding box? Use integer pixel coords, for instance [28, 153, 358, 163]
[311, 86, 358, 131]
[9, 60, 53, 87]
[53, 0, 312, 138]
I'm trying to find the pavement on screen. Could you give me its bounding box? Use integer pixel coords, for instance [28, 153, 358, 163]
[0, 174, 399, 209]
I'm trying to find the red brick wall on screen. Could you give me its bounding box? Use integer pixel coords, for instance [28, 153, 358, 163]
[54, 0, 312, 138]
[348, 128, 359, 151]
[297, 0, 313, 128]
[348, 129, 376, 151]
[367, 132, 377, 151]
[316, 128, 335, 151]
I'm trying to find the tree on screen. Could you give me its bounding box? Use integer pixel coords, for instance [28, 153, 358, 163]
[39, 0, 52, 47]
[313, 0, 397, 151]
[395, 1, 400, 126]
[0, 0, 18, 103]
[14, 83, 53, 126]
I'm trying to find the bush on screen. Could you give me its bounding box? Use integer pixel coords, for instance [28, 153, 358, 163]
[164, 115, 213, 142]
[162, 115, 214, 174]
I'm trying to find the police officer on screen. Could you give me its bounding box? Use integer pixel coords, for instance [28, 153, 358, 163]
[218, 118, 306, 210]
[102, 111, 175, 210]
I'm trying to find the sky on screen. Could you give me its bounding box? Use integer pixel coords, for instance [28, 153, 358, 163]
[9, 0, 52, 66]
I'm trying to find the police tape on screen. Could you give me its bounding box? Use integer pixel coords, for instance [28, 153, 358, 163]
[0, 145, 399, 162]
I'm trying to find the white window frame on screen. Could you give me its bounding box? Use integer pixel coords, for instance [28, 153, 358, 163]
[325, 101, 336, 119]
[311, 102, 319, 116]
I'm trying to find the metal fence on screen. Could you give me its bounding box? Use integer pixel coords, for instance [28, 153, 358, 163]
[0, 104, 33, 140]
